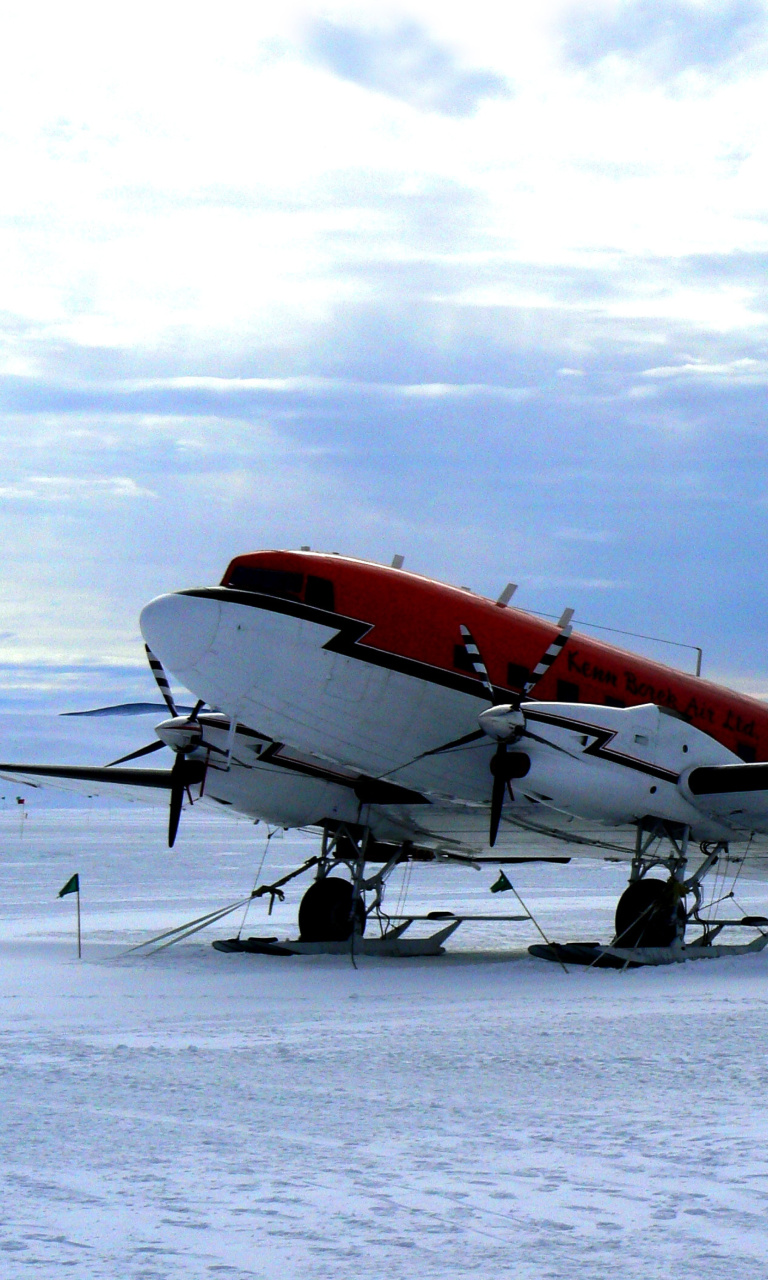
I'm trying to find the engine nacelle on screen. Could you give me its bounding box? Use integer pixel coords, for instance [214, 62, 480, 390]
[154, 716, 203, 754]
[496, 701, 740, 839]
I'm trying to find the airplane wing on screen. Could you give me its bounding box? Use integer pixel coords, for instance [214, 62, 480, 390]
[0, 763, 174, 804]
[685, 762, 768, 831]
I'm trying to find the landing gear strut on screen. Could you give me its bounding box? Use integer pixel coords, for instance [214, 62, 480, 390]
[297, 824, 405, 943]
[531, 819, 745, 966]
[613, 819, 724, 948]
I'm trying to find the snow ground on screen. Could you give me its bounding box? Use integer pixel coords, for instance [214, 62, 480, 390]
[2, 808, 768, 1279]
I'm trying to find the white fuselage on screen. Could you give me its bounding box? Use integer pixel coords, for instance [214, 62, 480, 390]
[141, 589, 745, 848]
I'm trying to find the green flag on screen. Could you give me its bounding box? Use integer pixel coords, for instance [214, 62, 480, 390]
[490, 870, 512, 894]
[58, 873, 79, 898]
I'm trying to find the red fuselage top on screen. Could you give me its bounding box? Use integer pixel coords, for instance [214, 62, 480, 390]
[220, 550, 768, 764]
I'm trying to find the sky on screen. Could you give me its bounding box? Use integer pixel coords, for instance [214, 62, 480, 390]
[1, 0, 768, 717]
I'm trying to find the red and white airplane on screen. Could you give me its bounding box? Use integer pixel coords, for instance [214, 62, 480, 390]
[5, 549, 768, 961]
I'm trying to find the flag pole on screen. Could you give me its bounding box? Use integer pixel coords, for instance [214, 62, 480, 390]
[57, 873, 81, 959]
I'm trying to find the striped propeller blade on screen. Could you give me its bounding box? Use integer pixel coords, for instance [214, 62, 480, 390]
[145, 645, 178, 718]
[459, 625, 495, 703]
[523, 608, 574, 697]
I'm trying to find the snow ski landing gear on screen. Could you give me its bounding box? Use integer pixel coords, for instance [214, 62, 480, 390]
[531, 818, 768, 967]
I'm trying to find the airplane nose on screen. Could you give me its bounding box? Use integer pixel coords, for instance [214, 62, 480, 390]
[140, 593, 221, 680]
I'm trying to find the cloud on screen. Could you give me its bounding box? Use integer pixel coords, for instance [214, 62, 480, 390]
[1, 328, 768, 694]
[91, 374, 534, 403]
[641, 357, 768, 382]
[0, 9, 768, 703]
[0, 475, 157, 502]
[562, 0, 766, 76]
[304, 19, 510, 116]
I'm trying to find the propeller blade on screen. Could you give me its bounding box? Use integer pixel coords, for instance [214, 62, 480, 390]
[145, 644, 178, 718]
[106, 740, 167, 766]
[459, 625, 496, 702]
[459, 625, 513, 843]
[168, 754, 186, 848]
[166, 754, 207, 847]
[489, 744, 507, 847]
[522, 608, 574, 698]
[487, 746, 531, 846]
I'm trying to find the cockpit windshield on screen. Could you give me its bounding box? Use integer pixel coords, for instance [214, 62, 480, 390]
[224, 563, 335, 612]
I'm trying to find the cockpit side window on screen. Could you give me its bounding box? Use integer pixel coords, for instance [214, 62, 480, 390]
[226, 566, 304, 597]
[224, 564, 336, 610]
[305, 575, 335, 611]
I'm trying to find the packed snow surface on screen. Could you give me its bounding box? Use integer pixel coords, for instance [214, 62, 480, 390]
[2, 807, 768, 1279]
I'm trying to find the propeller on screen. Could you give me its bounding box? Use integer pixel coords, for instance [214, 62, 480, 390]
[487, 739, 533, 847]
[168, 751, 205, 848]
[144, 660, 219, 845]
[459, 623, 523, 846]
[101, 647, 217, 846]
[460, 607, 574, 847]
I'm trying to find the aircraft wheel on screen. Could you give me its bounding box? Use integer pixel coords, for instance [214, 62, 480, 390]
[298, 877, 366, 942]
[614, 877, 685, 948]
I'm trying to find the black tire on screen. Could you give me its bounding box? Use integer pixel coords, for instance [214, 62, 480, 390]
[614, 877, 685, 948]
[298, 877, 366, 943]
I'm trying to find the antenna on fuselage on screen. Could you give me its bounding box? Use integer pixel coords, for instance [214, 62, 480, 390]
[391, 554, 405, 569]
[496, 582, 517, 607]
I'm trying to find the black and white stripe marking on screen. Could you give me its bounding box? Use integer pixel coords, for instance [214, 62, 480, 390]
[459, 625, 495, 702]
[145, 645, 178, 717]
[523, 608, 574, 695]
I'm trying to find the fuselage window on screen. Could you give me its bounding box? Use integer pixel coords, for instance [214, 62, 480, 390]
[604, 696, 626, 708]
[226, 566, 304, 598]
[507, 662, 531, 690]
[737, 741, 757, 763]
[557, 679, 580, 702]
[305, 576, 335, 611]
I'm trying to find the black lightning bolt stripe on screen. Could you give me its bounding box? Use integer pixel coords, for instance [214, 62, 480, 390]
[252, 743, 429, 803]
[523, 707, 681, 784]
[180, 588, 516, 701]
[178, 589, 680, 788]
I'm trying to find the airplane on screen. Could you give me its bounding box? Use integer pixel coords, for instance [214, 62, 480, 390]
[4, 547, 768, 964]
